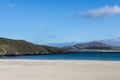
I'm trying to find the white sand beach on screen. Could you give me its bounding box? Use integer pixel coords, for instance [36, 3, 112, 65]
[0, 60, 120, 80]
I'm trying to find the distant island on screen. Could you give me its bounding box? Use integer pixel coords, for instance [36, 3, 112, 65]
[64, 42, 120, 52]
[0, 37, 68, 56]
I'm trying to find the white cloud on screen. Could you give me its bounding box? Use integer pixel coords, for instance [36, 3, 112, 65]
[78, 5, 120, 18]
[8, 2, 16, 8]
[9, 3, 16, 8]
[0, 0, 16, 8]
[48, 35, 56, 39]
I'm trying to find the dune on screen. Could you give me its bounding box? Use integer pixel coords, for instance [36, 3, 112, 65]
[0, 60, 120, 80]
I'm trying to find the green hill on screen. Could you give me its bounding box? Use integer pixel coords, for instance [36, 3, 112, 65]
[0, 37, 68, 56]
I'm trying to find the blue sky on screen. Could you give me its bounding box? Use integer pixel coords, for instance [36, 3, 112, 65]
[0, 0, 120, 44]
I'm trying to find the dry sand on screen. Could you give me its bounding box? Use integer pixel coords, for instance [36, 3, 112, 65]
[0, 60, 120, 80]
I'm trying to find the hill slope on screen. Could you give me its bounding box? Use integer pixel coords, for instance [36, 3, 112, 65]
[64, 42, 120, 52]
[0, 38, 68, 56]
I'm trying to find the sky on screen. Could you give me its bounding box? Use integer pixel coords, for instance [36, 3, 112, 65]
[0, 0, 120, 44]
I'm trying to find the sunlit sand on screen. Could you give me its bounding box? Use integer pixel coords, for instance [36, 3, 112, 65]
[0, 60, 120, 80]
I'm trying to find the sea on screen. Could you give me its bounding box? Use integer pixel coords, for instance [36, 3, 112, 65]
[0, 52, 120, 61]
[1, 52, 120, 61]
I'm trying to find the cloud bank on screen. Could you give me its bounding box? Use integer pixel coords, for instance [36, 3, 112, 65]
[78, 5, 120, 18]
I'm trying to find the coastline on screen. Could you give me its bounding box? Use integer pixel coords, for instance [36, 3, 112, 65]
[0, 60, 120, 80]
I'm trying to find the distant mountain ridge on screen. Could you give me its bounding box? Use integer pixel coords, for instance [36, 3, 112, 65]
[0, 37, 68, 56]
[46, 42, 79, 47]
[100, 37, 120, 47]
[64, 42, 120, 52]
[46, 37, 120, 48]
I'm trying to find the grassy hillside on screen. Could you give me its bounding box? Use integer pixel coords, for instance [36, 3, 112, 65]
[0, 38, 68, 56]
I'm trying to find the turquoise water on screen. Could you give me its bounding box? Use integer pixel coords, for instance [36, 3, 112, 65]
[1, 52, 120, 61]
